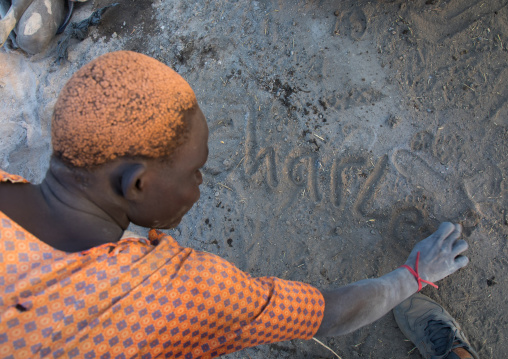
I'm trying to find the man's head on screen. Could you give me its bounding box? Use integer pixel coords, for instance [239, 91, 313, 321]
[52, 51, 197, 167]
[48, 51, 208, 230]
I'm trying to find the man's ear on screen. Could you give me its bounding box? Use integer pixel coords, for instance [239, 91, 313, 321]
[119, 164, 148, 201]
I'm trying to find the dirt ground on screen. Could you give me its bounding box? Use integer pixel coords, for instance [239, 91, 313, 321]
[1, 0, 507, 358]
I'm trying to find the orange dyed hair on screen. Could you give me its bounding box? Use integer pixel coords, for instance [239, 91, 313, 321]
[51, 51, 197, 168]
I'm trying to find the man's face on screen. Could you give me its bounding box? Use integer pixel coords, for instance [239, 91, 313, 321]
[134, 106, 209, 229]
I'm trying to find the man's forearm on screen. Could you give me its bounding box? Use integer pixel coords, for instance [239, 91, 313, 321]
[315, 267, 419, 337]
[315, 223, 468, 337]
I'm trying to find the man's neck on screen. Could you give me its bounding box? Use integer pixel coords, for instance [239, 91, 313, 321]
[0, 164, 128, 252]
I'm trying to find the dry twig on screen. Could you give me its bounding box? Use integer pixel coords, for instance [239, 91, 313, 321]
[312, 338, 342, 359]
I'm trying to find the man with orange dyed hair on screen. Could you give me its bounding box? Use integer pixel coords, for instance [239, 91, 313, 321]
[0, 51, 477, 359]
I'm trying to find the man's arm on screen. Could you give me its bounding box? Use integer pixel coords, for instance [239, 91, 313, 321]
[315, 222, 469, 337]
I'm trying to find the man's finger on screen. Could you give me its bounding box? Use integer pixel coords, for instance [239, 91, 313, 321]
[434, 222, 456, 246]
[451, 239, 468, 257]
[443, 223, 462, 249]
[454, 255, 469, 270]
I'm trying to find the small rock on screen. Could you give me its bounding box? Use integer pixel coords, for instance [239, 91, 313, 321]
[215, 192, 220, 197]
[387, 115, 401, 128]
[334, 10, 340, 16]
[276, 125, 282, 132]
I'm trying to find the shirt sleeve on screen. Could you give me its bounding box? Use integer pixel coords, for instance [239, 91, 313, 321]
[138, 230, 325, 358]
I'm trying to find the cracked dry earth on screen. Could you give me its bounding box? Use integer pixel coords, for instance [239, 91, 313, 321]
[1, 0, 507, 358]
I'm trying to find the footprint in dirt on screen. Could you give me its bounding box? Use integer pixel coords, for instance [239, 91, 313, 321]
[348, 8, 367, 40]
[408, 0, 505, 43]
[491, 68, 508, 128]
[493, 101, 508, 127]
[392, 149, 479, 231]
[463, 164, 505, 221]
[334, 8, 367, 40]
[410, 131, 434, 153]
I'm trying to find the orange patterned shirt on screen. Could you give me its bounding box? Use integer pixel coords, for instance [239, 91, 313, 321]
[0, 170, 324, 358]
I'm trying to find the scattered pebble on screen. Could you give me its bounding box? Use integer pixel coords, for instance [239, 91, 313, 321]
[387, 115, 401, 128]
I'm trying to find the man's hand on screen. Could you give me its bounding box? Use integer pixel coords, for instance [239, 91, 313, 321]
[316, 222, 470, 338]
[404, 222, 469, 284]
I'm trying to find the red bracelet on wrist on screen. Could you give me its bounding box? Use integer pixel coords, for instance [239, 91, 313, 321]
[400, 251, 439, 291]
